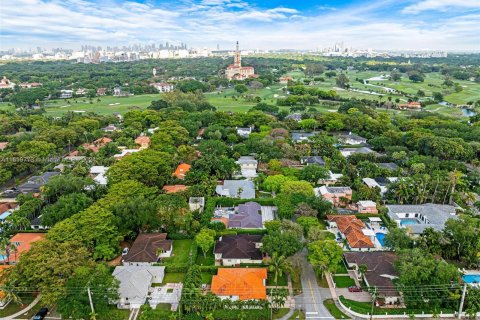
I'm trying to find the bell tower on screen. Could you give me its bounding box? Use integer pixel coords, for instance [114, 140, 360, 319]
[233, 41, 241, 67]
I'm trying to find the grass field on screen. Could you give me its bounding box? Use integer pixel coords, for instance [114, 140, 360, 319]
[324, 299, 350, 319]
[1, 69, 477, 117]
[162, 239, 194, 265]
[333, 276, 355, 288]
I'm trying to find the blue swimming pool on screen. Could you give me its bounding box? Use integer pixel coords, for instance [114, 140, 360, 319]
[463, 274, 480, 284]
[0, 254, 7, 261]
[400, 219, 420, 226]
[375, 233, 386, 247]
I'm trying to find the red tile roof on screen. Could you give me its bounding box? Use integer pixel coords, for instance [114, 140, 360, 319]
[173, 164, 191, 180]
[327, 215, 374, 248]
[162, 185, 187, 193]
[211, 268, 267, 300]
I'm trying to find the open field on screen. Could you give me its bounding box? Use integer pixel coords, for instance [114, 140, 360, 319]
[1, 70, 477, 117]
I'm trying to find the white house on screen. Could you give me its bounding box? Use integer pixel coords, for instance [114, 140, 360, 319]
[237, 126, 253, 137]
[150, 82, 174, 92]
[113, 265, 165, 309]
[236, 156, 258, 179]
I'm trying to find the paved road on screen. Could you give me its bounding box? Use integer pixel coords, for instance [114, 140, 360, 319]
[296, 252, 335, 319]
[3, 294, 42, 320]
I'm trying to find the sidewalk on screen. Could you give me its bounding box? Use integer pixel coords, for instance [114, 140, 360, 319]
[3, 294, 42, 320]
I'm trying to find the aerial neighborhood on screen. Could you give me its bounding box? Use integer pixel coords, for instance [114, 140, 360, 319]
[0, 39, 479, 320]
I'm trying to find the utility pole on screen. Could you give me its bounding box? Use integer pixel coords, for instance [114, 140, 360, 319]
[370, 287, 377, 320]
[458, 283, 467, 319]
[87, 287, 96, 320]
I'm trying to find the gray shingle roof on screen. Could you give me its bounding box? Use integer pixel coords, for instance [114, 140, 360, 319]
[377, 163, 399, 171]
[216, 180, 255, 199]
[229, 202, 263, 229]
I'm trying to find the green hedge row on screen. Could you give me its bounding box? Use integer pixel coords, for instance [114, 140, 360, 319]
[212, 309, 270, 319]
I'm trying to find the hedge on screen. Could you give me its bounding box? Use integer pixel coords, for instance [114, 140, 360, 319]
[212, 309, 270, 319]
[163, 264, 189, 273]
[168, 233, 194, 240]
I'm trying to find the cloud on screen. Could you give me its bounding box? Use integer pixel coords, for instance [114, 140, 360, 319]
[402, 0, 480, 14]
[0, 0, 479, 51]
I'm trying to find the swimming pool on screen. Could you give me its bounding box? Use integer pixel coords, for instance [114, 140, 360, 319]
[0, 254, 7, 261]
[375, 233, 386, 247]
[463, 274, 480, 284]
[400, 219, 420, 226]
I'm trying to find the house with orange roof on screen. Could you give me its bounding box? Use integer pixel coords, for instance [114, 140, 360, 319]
[173, 164, 191, 180]
[162, 185, 187, 194]
[0, 142, 8, 151]
[135, 136, 151, 150]
[327, 215, 375, 251]
[398, 101, 421, 110]
[211, 268, 267, 301]
[3, 233, 46, 264]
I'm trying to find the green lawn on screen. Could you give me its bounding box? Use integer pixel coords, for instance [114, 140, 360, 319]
[339, 296, 455, 315]
[162, 239, 194, 265]
[161, 272, 185, 284]
[333, 276, 355, 288]
[324, 299, 350, 319]
[267, 272, 288, 286]
[196, 248, 215, 266]
[288, 309, 305, 319]
[335, 262, 349, 275]
[272, 308, 291, 319]
[201, 272, 213, 284]
[0, 294, 35, 318]
[97, 307, 130, 320]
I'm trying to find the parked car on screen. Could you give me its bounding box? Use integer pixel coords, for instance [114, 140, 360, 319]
[122, 247, 129, 255]
[348, 286, 362, 292]
[33, 307, 48, 320]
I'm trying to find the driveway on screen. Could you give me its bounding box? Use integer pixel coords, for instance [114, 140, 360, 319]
[295, 251, 335, 319]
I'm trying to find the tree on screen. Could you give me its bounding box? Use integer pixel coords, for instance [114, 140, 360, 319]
[466, 287, 480, 319]
[262, 175, 297, 193]
[107, 150, 174, 187]
[262, 231, 302, 258]
[6, 240, 94, 305]
[267, 253, 286, 289]
[335, 74, 350, 88]
[57, 264, 119, 319]
[294, 203, 317, 217]
[195, 228, 216, 257]
[384, 227, 413, 250]
[280, 180, 314, 197]
[41, 193, 94, 227]
[408, 71, 424, 83]
[47, 205, 122, 260]
[308, 240, 343, 278]
[297, 216, 320, 235]
[432, 92, 444, 102]
[390, 71, 402, 81]
[234, 84, 248, 94]
[299, 164, 329, 184]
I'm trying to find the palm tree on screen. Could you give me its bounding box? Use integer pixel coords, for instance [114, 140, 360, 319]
[358, 264, 368, 280]
[267, 253, 286, 290]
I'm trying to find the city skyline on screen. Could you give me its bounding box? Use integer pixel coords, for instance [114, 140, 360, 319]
[1, 0, 480, 51]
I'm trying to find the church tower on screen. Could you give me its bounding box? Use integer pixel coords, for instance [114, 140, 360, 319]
[234, 41, 241, 67]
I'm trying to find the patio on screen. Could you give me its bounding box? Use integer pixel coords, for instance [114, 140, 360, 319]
[149, 283, 183, 311]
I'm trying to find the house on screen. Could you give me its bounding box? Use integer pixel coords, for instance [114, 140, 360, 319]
[113, 148, 140, 160]
[301, 156, 325, 166]
[19, 82, 42, 89]
[59, 89, 73, 99]
[357, 201, 378, 214]
[315, 186, 352, 207]
[173, 164, 191, 180]
[150, 82, 174, 93]
[113, 86, 130, 97]
[318, 171, 343, 186]
[376, 163, 399, 171]
[162, 185, 187, 194]
[214, 234, 263, 266]
[236, 156, 258, 178]
[291, 131, 319, 143]
[96, 87, 107, 96]
[123, 233, 173, 265]
[30, 215, 48, 230]
[215, 180, 255, 199]
[279, 76, 293, 84]
[285, 113, 302, 122]
[362, 177, 397, 195]
[102, 124, 119, 132]
[224, 42, 256, 80]
[17, 172, 60, 194]
[0, 202, 17, 218]
[386, 203, 457, 236]
[89, 166, 109, 186]
[212, 202, 275, 229]
[0, 76, 15, 89]
[75, 88, 87, 96]
[3, 233, 46, 264]
[188, 197, 205, 212]
[327, 215, 375, 251]
[398, 101, 421, 109]
[113, 265, 165, 309]
[237, 126, 253, 138]
[0, 142, 8, 151]
[336, 132, 367, 145]
[196, 128, 205, 140]
[78, 137, 112, 154]
[148, 127, 159, 135]
[211, 268, 267, 300]
[135, 135, 151, 149]
[340, 147, 376, 158]
[344, 252, 400, 305]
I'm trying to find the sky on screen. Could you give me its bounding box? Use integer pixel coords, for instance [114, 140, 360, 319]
[1, 0, 480, 51]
